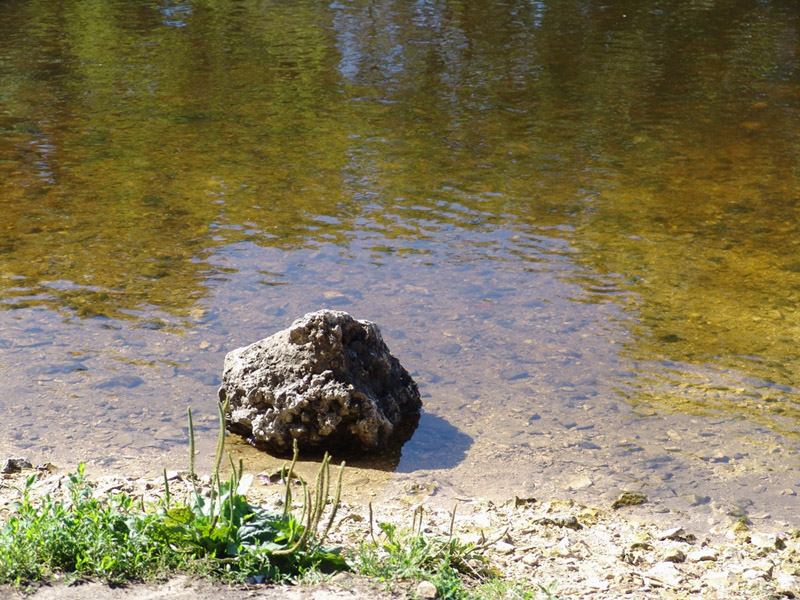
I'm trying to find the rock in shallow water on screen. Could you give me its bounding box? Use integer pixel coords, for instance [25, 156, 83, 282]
[218, 310, 422, 454]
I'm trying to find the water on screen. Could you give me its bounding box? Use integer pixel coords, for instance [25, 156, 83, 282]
[1, 0, 799, 530]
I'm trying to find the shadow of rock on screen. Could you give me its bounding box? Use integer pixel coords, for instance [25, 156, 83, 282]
[229, 411, 471, 475]
[392, 412, 472, 473]
[337, 412, 472, 473]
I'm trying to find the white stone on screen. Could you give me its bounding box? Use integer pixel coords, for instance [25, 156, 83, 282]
[657, 527, 686, 540]
[472, 514, 492, 529]
[416, 580, 438, 599]
[566, 475, 593, 490]
[688, 548, 718, 562]
[776, 572, 800, 594]
[644, 562, 683, 587]
[742, 568, 770, 581]
[702, 570, 735, 589]
[583, 577, 610, 591]
[750, 532, 785, 551]
[494, 541, 515, 555]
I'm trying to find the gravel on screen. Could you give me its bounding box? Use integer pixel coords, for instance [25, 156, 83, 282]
[2, 463, 798, 599]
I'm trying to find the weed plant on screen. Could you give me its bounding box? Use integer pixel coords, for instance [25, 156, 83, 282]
[0, 400, 345, 585]
[152, 401, 347, 580]
[0, 464, 177, 585]
[350, 506, 551, 600]
[351, 506, 487, 599]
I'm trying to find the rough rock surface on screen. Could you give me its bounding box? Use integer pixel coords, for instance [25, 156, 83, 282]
[218, 310, 422, 453]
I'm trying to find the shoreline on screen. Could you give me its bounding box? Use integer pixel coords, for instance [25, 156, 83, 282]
[2, 460, 798, 599]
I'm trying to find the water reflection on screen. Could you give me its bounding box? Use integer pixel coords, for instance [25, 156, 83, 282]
[1, 0, 799, 527]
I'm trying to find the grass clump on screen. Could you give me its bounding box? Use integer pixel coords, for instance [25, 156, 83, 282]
[350, 506, 543, 600]
[0, 464, 176, 585]
[0, 400, 346, 586]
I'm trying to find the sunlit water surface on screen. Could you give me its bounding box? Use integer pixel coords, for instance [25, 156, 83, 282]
[1, 0, 799, 530]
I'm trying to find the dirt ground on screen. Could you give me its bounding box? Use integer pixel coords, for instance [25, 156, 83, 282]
[1, 573, 405, 600]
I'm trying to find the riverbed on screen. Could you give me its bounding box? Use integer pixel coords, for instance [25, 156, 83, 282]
[1, 0, 798, 532]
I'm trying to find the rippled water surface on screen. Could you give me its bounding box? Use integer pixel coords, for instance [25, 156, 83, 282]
[1, 0, 799, 529]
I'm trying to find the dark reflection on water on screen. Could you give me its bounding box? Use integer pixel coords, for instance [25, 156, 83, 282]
[1, 0, 800, 529]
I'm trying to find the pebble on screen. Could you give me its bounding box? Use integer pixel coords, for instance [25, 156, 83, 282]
[471, 513, 492, 529]
[415, 580, 438, 599]
[94, 479, 125, 497]
[742, 568, 770, 581]
[662, 548, 686, 563]
[683, 494, 711, 507]
[750, 532, 785, 550]
[566, 475, 594, 490]
[776, 571, 800, 593]
[657, 527, 689, 541]
[90, 375, 145, 389]
[611, 491, 647, 509]
[500, 367, 529, 381]
[702, 570, 734, 588]
[644, 562, 683, 587]
[687, 548, 718, 562]
[494, 541, 515, 555]
[583, 576, 610, 591]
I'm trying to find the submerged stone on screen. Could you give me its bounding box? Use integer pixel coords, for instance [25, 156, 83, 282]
[611, 491, 647, 509]
[218, 310, 422, 454]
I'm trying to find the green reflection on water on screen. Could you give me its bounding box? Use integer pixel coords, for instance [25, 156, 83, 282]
[1, 0, 799, 427]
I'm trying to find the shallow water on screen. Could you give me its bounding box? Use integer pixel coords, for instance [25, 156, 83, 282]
[1, 0, 799, 530]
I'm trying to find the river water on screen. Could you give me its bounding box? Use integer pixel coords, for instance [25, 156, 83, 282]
[1, 0, 798, 530]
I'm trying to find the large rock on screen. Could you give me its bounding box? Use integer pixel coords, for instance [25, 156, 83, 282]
[218, 310, 422, 453]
